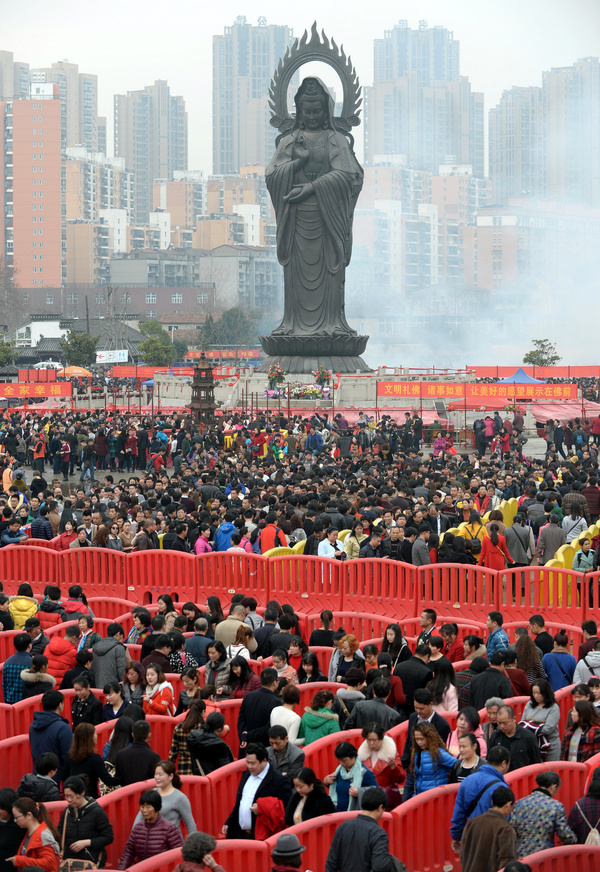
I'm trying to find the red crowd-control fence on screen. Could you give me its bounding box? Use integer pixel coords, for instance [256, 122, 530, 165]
[506, 761, 588, 813]
[0, 548, 597, 627]
[390, 784, 460, 872]
[502, 846, 600, 871]
[206, 758, 246, 837]
[303, 728, 363, 776]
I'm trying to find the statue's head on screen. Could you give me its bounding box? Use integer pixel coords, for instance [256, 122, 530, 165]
[294, 77, 332, 130]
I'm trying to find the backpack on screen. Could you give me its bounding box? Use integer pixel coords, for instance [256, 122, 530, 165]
[576, 431, 585, 446]
[464, 525, 483, 554]
[575, 801, 600, 845]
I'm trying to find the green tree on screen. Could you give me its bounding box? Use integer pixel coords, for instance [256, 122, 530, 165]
[59, 330, 98, 366]
[172, 336, 188, 360]
[198, 308, 258, 350]
[139, 320, 172, 344]
[523, 339, 561, 367]
[0, 340, 16, 367]
[139, 336, 175, 366]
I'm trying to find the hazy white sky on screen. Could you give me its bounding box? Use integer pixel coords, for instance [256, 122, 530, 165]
[3, 0, 599, 170]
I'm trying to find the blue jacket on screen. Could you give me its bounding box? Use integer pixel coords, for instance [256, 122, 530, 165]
[29, 710, 74, 784]
[2, 651, 32, 704]
[30, 516, 53, 540]
[486, 627, 509, 658]
[1, 528, 24, 546]
[213, 521, 235, 552]
[403, 748, 455, 800]
[305, 432, 323, 453]
[450, 763, 507, 840]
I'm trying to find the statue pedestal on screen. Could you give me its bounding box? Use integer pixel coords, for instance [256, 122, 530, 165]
[259, 331, 371, 374]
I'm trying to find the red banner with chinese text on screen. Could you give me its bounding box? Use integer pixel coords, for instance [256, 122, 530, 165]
[0, 382, 72, 398]
[376, 381, 578, 400]
[185, 350, 260, 360]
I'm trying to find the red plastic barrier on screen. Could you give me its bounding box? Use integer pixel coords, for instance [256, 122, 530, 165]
[206, 759, 246, 837]
[127, 843, 272, 872]
[503, 622, 584, 653]
[500, 567, 585, 626]
[146, 715, 178, 759]
[418, 563, 497, 622]
[504, 845, 600, 871]
[265, 811, 393, 872]
[0, 702, 13, 741]
[44, 801, 67, 827]
[179, 775, 213, 834]
[127, 551, 197, 604]
[269, 555, 343, 613]
[12, 695, 44, 736]
[214, 698, 242, 756]
[588, 570, 600, 618]
[0, 734, 34, 788]
[556, 685, 576, 731]
[45, 619, 78, 637]
[197, 553, 269, 605]
[19, 537, 57, 550]
[390, 784, 460, 872]
[87, 596, 139, 620]
[0, 544, 60, 592]
[0, 630, 19, 664]
[345, 558, 417, 618]
[387, 720, 409, 753]
[506, 761, 587, 813]
[306, 611, 391, 643]
[584, 751, 600, 792]
[303, 728, 363, 778]
[59, 548, 128, 601]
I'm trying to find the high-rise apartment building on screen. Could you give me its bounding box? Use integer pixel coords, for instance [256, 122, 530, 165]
[365, 21, 484, 177]
[114, 80, 188, 223]
[0, 51, 30, 101]
[153, 172, 205, 230]
[489, 58, 599, 207]
[212, 16, 294, 174]
[64, 147, 134, 222]
[489, 86, 545, 204]
[0, 83, 63, 294]
[543, 58, 600, 208]
[31, 61, 99, 151]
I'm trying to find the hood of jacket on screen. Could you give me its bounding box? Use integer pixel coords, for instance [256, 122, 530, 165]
[581, 651, 600, 667]
[357, 734, 397, 763]
[92, 636, 122, 657]
[9, 594, 38, 607]
[302, 707, 339, 727]
[187, 728, 228, 751]
[217, 521, 235, 535]
[38, 600, 64, 614]
[65, 797, 101, 821]
[21, 669, 56, 687]
[30, 710, 69, 732]
[336, 688, 365, 701]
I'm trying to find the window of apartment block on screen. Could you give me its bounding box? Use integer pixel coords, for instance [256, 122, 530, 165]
[172, 293, 183, 304]
[145, 292, 156, 304]
[197, 293, 208, 304]
[46, 293, 54, 304]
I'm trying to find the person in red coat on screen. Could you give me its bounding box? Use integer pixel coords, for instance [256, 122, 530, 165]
[357, 724, 405, 809]
[9, 797, 60, 872]
[478, 524, 514, 571]
[45, 627, 79, 687]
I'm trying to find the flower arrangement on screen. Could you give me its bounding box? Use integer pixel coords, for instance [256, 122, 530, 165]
[263, 388, 287, 398]
[267, 362, 286, 387]
[312, 365, 332, 387]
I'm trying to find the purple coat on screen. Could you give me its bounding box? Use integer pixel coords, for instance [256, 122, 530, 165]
[118, 815, 183, 869]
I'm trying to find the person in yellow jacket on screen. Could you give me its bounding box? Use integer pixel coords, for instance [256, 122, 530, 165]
[9, 583, 39, 629]
[456, 510, 488, 556]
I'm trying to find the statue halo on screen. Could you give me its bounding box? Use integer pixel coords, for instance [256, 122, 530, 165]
[268, 21, 362, 136]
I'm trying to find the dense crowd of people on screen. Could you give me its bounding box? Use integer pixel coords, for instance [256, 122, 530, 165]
[0, 405, 600, 870]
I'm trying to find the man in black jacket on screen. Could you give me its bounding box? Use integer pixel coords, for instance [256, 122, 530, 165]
[345, 678, 401, 731]
[237, 668, 281, 751]
[30, 506, 53, 540]
[467, 651, 513, 711]
[260, 615, 297, 659]
[223, 742, 293, 839]
[394, 644, 433, 717]
[487, 704, 542, 771]
[400, 688, 451, 771]
[325, 787, 391, 872]
[115, 720, 160, 785]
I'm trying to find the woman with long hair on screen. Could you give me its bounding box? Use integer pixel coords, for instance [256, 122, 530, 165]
[447, 707, 488, 758]
[168, 700, 206, 775]
[284, 767, 335, 827]
[63, 722, 120, 798]
[478, 523, 514, 570]
[357, 722, 405, 808]
[206, 596, 225, 628]
[143, 664, 175, 716]
[380, 624, 410, 670]
[298, 689, 340, 745]
[157, 595, 178, 632]
[91, 526, 110, 549]
[56, 519, 78, 551]
[403, 722, 456, 800]
[298, 652, 327, 684]
[133, 762, 196, 834]
[204, 642, 231, 698]
[522, 679, 561, 761]
[102, 715, 134, 771]
[102, 683, 131, 722]
[344, 521, 368, 560]
[10, 797, 60, 872]
[427, 658, 458, 713]
[225, 625, 253, 661]
[515, 634, 547, 684]
[58, 776, 113, 868]
[281, 604, 302, 637]
[181, 602, 203, 634]
[308, 610, 335, 647]
[463, 635, 487, 660]
[174, 668, 202, 716]
[563, 505, 587, 544]
[228, 656, 261, 699]
[561, 701, 600, 762]
[122, 662, 144, 705]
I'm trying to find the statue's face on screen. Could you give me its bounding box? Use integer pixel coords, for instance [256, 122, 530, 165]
[300, 97, 325, 130]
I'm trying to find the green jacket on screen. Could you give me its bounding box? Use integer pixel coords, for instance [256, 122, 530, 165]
[298, 706, 340, 745]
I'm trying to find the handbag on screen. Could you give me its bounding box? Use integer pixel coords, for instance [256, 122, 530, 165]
[518, 719, 552, 760]
[60, 810, 98, 872]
